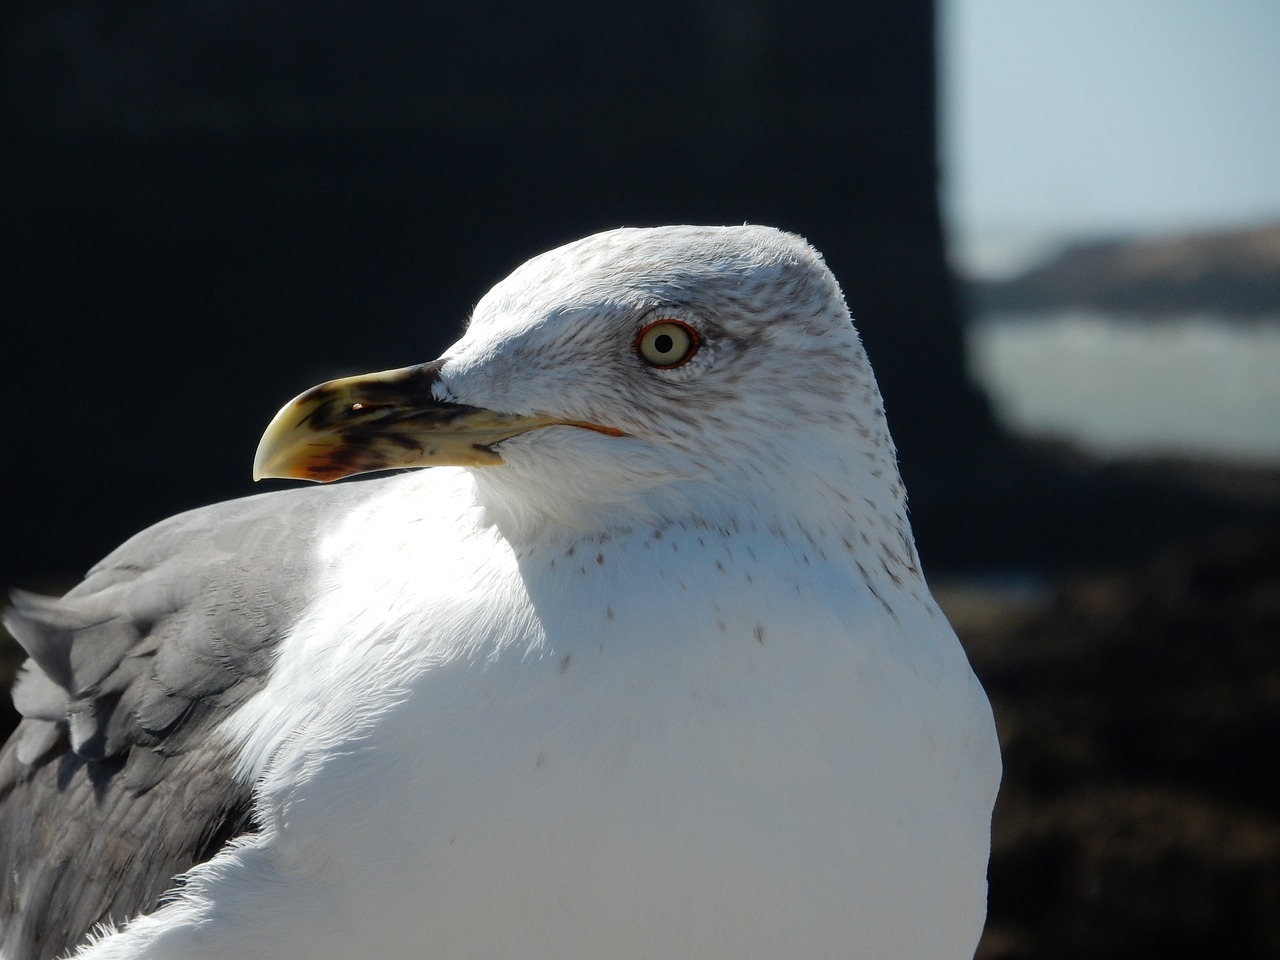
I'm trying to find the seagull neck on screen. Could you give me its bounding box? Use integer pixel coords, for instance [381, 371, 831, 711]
[469, 451, 920, 590]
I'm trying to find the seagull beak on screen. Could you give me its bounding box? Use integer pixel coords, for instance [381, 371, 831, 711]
[253, 361, 622, 483]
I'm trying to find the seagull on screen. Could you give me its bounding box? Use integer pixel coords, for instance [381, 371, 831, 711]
[0, 225, 1000, 960]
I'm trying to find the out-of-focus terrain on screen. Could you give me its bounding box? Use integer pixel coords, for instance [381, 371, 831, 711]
[940, 493, 1280, 958]
[966, 224, 1280, 317]
[946, 221, 1280, 958]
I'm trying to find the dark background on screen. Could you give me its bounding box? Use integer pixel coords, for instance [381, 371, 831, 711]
[2, 0, 988, 588]
[2, 2, 1277, 957]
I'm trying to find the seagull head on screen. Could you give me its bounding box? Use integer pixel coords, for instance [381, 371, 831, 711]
[254, 225, 906, 537]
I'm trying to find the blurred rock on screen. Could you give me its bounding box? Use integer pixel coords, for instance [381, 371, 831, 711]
[966, 223, 1280, 317]
[961, 524, 1280, 959]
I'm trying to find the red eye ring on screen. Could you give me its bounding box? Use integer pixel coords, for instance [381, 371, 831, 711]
[634, 319, 700, 368]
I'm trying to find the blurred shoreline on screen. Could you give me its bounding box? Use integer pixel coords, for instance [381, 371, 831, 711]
[966, 312, 1280, 467]
[960, 222, 1280, 316]
[955, 222, 1280, 471]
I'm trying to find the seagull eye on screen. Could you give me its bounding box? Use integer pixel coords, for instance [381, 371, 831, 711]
[635, 320, 699, 368]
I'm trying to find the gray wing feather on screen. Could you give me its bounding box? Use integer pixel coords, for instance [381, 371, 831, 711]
[0, 479, 380, 960]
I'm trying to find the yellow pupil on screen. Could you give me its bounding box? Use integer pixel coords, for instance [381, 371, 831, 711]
[639, 322, 695, 367]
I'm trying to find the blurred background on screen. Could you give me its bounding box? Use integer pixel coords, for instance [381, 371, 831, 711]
[1, 0, 1277, 956]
